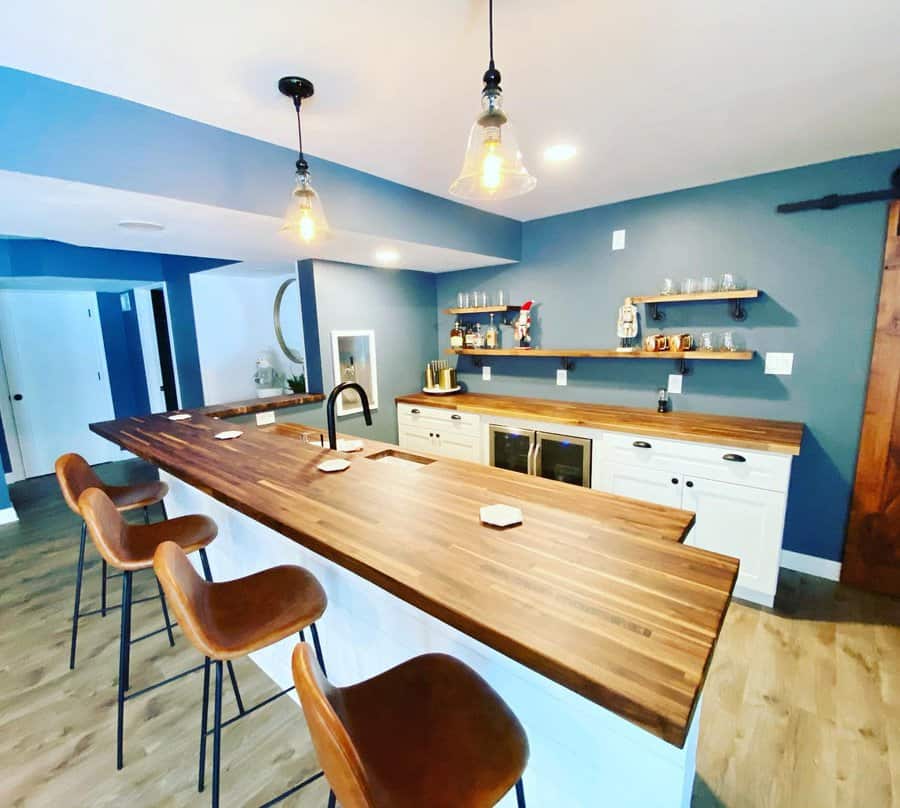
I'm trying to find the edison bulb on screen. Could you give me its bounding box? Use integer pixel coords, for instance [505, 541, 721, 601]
[481, 138, 504, 190]
[298, 208, 316, 242]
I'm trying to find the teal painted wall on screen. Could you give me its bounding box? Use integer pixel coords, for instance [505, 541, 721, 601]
[436, 149, 900, 563]
[279, 260, 438, 445]
[0, 471, 10, 510]
[97, 291, 151, 418]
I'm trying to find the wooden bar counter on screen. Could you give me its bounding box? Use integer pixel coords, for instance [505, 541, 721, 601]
[92, 404, 739, 807]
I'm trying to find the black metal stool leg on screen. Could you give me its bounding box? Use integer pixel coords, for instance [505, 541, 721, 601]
[101, 559, 109, 617]
[309, 622, 327, 677]
[159, 498, 168, 521]
[212, 659, 224, 808]
[143, 505, 151, 526]
[156, 576, 176, 647]
[116, 570, 133, 770]
[327, 790, 336, 808]
[198, 655, 211, 792]
[515, 778, 526, 807]
[69, 521, 87, 670]
[198, 548, 244, 712]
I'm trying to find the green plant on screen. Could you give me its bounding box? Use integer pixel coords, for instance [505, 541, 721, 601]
[286, 374, 306, 394]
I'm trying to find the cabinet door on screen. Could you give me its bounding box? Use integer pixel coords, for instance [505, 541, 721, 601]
[682, 476, 787, 606]
[435, 432, 481, 463]
[598, 463, 683, 508]
[398, 424, 436, 455]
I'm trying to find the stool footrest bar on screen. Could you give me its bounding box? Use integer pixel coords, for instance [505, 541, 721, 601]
[206, 685, 295, 734]
[130, 622, 180, 644]
[123, 662, 205, 702]
[257, 770, 325, 808]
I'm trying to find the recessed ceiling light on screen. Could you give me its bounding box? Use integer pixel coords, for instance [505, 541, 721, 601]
[118, 220, 165, 231]
[544, 144, 577, 162]
[374, 248, 399, 265]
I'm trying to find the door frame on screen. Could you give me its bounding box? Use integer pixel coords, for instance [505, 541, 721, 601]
[133, 283, 182, 413]
[0, 338, 26, 484]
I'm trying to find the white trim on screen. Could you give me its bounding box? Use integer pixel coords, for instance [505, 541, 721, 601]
[329, 329, 379, 416]
[780, 549, 842, 581]
[0, 325, 27, 483]
[0, 505, 18, 525]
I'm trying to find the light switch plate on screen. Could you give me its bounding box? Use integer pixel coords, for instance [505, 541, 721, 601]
[765, 352, 794, 375]
[557, 369, 568, 386]
[120, 292, 132, 311]
[612, 229, 626, 251]
[667, 373, 683, 394]
[255, 411, 276, 426]
[482, 365, 492, 381]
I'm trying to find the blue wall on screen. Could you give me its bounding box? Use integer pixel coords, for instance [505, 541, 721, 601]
[97, 290, 151, 418]
[0, 470, 10, 510]
[436, 149, 900, 563]
[0, 410, 10, 474]
[0, 67, 521, 262]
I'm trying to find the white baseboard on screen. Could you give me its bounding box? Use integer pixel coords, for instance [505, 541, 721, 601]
[780, 549, 841, 581]
[0, 505, 18, 525]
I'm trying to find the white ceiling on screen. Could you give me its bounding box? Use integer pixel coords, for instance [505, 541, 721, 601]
[0, 170, 513, 272]
[2, 0, 899, 222]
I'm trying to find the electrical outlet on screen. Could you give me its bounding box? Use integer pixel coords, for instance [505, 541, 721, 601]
[482, 365, 491, 381]
[612, 229, 626, 251]
[557, 369, 568, 386]
[765, 352, 794, 375]
[667, 373, 683, 394]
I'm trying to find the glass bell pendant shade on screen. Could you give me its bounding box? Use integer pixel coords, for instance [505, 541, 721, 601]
[281, 170, 330, 243]
[449, 88, 536, 201]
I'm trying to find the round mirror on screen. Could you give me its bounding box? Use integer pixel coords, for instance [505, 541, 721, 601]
[273, 278, 305, 365]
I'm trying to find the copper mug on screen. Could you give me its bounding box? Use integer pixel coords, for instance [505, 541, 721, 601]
[644, 334, 668, 352]
[670, 333, 693, 352]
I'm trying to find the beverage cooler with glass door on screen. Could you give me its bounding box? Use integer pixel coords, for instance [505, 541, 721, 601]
[488, 425, 592, 487]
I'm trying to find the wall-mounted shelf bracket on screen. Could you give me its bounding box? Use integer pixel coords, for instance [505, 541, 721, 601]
[560, 358, 574, 372]
[675, 357, 691, 376]
[648, 302, 664, 321]
[730, 299, 748, 321]
[470, 356, 485, 368]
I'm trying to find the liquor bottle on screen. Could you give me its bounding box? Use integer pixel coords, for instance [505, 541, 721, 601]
[485, 313, 499, 349]
[473, 323, 484, 349]
[450, 320, 464, 349]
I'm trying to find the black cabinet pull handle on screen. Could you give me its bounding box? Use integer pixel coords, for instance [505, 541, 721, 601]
[429, 432, 433, 437]
[13, 393, 23, 401]
[723, 453, 746, 463]
[436, 433, 440, 438]
[451, 414, 462, 420]
[632, 440, 652, 449]
[411, 408, 421, 414]
[686, 480, 694, 488]
[671, 478, 679, 485]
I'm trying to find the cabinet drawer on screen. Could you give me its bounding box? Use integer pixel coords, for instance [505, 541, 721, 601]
[397, 403, 480, 435]
[599, 431, 792, 492]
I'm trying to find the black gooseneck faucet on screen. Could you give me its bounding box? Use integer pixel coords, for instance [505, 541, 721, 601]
[326, 382, 372, 450]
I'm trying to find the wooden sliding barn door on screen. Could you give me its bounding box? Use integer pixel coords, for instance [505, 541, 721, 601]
[842, 201, 900, 595]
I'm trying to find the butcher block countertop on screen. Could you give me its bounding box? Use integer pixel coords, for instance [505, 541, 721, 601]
[396, 391, 804, 455]
[191, 392, 324, 418]
[91, 408, 738, 748]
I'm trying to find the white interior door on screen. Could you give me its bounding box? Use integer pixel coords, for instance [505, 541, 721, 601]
[0, 290, 120, 477]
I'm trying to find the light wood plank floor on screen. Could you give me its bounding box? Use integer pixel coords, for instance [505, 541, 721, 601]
[1, 460, 898, 807]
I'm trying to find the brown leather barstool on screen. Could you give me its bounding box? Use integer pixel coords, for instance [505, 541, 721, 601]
[79, 486, 243, 772]
[56, 452, 171, 669]
[153, 540, 329, 808]
[292, 643, 529, 808]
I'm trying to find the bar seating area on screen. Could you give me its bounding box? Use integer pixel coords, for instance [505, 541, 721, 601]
[58, 454, 531, 807]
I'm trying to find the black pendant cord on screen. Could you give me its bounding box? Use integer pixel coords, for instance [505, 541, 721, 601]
[293, 99, 308, 173]
[488, 0, 495, 68]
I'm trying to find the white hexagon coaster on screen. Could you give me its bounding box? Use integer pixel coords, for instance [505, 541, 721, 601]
[479, 504, 523, 528]
[318, 458, 351, 473]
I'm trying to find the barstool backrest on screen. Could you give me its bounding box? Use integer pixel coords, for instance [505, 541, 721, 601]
[78, 487, 130, 567]
[153, 541, 218, 658]
[56, 453, 105, 516]
[291, 643, 376, 808]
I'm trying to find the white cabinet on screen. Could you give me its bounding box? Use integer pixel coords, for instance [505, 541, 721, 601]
[594, 431, 793, 607]
[682, 477, 786, 605]
[397, 404, 481, 463]
[597, 464, 684, 509]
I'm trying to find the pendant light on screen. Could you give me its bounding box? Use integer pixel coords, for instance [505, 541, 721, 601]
[279, 76, 329, 243]
[449, 0, 536, 201]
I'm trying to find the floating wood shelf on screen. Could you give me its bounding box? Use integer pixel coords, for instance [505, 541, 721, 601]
[444, 305, 521, 315]
[446, 348, 753, 360]
[446, 347, 754, 374]
[631, 289, 760, 321]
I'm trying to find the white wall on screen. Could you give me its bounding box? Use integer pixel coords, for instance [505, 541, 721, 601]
[191, 265, 304, 405]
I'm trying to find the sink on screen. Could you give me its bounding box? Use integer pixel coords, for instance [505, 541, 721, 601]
[366, 449, 435, 469]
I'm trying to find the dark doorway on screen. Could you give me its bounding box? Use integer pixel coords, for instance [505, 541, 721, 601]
[150, 288, 179, 411]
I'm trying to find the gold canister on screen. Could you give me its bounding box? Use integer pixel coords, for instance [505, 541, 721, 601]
[425, 363, 435, 388]
[670, 333, 693, 352]
[644, 334, 668, 352]
[438, 367, 457, 389]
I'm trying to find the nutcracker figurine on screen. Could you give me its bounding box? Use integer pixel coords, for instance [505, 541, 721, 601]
[513, 299, 535, 349]
[616, 297, 640, 352]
